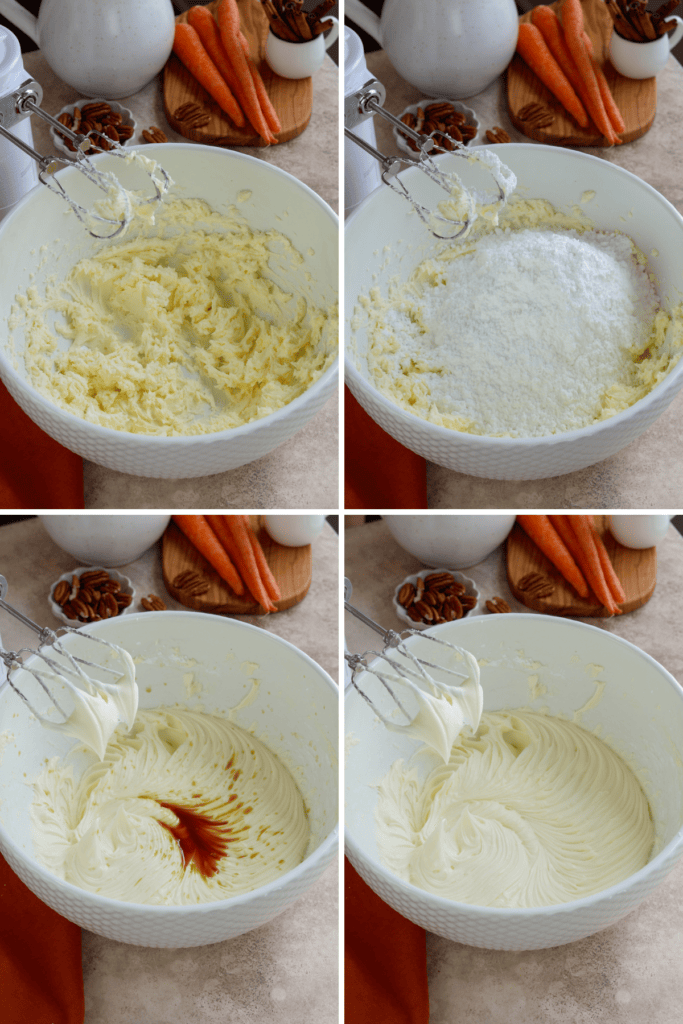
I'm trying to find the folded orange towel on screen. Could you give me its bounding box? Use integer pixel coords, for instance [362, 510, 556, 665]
[345, 859, 429, 1024]
[345, 388, 427, 509]
[0, 852, 84, 1024]
[0, 382, 84, 509]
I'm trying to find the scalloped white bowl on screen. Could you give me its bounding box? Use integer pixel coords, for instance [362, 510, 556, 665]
[0, 612, 338, 947]
[345, 144, 683, 480]
[345, 614, 683, 950]
[0, 143, 338, 478]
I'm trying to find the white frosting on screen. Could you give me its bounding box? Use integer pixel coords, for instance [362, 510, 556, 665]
[31, 707, 309, 905]
[37, 640, 138, 761]
[375, 707, 654, 908]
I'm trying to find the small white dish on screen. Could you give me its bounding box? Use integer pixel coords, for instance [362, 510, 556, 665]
[609, 18, 683, 80]
[49, 567, 135, 627]
[50, 99, 137, 160]
[393, 99, 480, 156]
[265, 17, 339, 79]
[393, 569, 480, 630]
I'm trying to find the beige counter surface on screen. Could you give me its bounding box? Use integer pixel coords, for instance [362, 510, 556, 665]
[0, 516, 339, 1024]
[18, 50, 339, 510]
[345, 516, 683, 1023]
[356, 51, 683, 509]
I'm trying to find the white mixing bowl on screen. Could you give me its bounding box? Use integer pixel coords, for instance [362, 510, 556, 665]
[0, 612, 338, 947]
[345, 614, 683, 950]
[383, 513, 515, 569]
[0, 144, 338, 478]
[345, 145, 683, 480]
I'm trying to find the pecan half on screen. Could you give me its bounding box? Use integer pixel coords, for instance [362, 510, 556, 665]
[173, 569, 210, 596]
[53, 580, 71, 606]
[142, 126, 168, 144]
[485, 127, 511, 144]
[486, 596, 511, 614]
[141, 594, 167, 611]
[518, 572, 555, 599]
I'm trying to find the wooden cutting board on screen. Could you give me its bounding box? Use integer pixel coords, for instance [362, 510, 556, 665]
[162, 518, 312, 615]
[507, 516, 656, 617]
[163, 0, 312, 147]
[506, 0, 656, 147]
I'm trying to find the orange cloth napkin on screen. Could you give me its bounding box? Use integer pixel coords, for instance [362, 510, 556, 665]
[345, 859, 429, 1024]
[0, 382, 84, 509]
[345, 388, 427, 510]
[0, 853, 84, 1024]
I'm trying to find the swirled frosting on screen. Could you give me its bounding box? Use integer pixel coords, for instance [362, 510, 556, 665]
[375, 709, 653, 908]
[31, 708, 309, 904]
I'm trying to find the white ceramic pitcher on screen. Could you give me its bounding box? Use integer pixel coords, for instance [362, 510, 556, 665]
[345, 0, 519, 98]
[0, 0, 175, 98]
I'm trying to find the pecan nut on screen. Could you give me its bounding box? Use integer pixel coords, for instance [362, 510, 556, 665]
[52, 569, 130, 623]
[142, 126, 168, 144]
[396, 571, 477, 625]
[173, 569, 210, 596]
[485, 126, 511, 144]
[486, 596, 511, 614]
[518, 572, 555, 599]
[141, 594, 167, 611]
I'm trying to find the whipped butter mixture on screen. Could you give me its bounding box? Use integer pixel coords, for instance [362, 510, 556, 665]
[354, 196, 683, 438]
[12, 196, 337, 436]
[32, 707, 309, 904]
[372, 650, 654, 908]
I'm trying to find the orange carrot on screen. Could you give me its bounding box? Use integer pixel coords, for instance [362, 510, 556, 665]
[516, 515, 590, 598]
[206, 515, 277, 613]
[217, 0, 278, 145]
[590, 516, 626, 604]
[172, 515, 245, 595]
[186, 6, 246, 127]
[530, 6, 589, 122]
[548, 514, 587, 570]
[566, 515, 621, 615]
[238, 29, 282, 135]
[173, 23, 245, 127]
[582, 31, 626, 135]
[240, 515, 281, 603]
[516, 23, 589, 128]
[561, 0, 620, 144]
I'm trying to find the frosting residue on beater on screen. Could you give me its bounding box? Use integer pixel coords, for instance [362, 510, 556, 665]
[31, 707, 309, 904]
[84, 150, 172, 237]
[429, 147, 517, 237]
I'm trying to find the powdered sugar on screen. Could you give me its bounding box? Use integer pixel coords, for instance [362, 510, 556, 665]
[368, 226, 660, 437]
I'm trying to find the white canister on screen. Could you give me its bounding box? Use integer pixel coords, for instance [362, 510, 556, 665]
[344, 26, 382, 217]
[0, 27, 38, 217]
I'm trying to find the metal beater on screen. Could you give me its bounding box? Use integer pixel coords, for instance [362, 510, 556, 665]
[0, 78, 169, 239]
[345, 78, 509, 240]
[0, 575, 137, 757]
[344, 578, 476, 729]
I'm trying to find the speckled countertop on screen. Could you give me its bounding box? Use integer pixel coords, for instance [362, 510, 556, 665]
[0, 516, 339, 1024]
[19, 50, 339, 510]
[357, 51, 683, 509]
[345, 516, 683, 1024]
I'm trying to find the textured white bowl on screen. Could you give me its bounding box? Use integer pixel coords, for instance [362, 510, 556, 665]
[345, 144, 683, 480]
[345, 614, 683, 950]
[0, 143, 338, 478]
[392, 569, 479, 629]
[0, 612, 338, 947]
[40, 514, 170, 566]
[48, 566, 135, 627]
[383, 514, 515, 569]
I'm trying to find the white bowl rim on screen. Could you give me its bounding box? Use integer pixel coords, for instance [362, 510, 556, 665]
[0, 142, 339, 448]
[345, 143, 683, 448]
[345, 613, 683, 917]
[0, 610, 339, 916]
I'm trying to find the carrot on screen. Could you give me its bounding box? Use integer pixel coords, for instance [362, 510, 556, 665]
[566, 515, 622, 615]
[560, 0, 620, 144]
[529, 7, 589, 127]
[186, 5, 246, 127]
[516, 515, 590, 599]
[240, 515, 281, 603]
[206, 515, 277, 613]
[590, 516, 626, 605]
[548, 514, 587, 569]
[217, 0, 278, 145]
[238, 29, 282, 135]
[582, 31, 626, 135]
[172, 515, 245, 595]
[516, 23, 589, 128]
[173, 23, 244, 127]
[530, 7, 589, 121]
